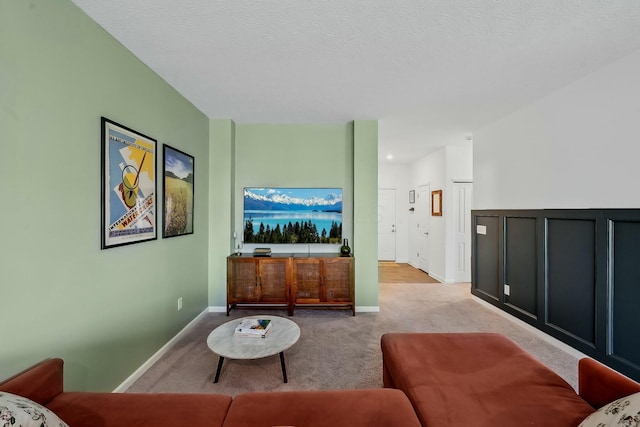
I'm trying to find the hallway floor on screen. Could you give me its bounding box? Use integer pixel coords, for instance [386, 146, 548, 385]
[378, 262, 439, 283]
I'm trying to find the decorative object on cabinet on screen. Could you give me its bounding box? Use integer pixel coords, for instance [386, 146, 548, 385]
[253, 247, 272, 257]
[340, 239, 351, 256]
[431, 190, 442, 216]
[227, 254, 355, 316]
[101, 117, 157, 249]
[162, 144, 194, 238]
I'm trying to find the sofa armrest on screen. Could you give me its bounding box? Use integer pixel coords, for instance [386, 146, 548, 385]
[578, 358, 640, 409]
[0, 358, 64, 405]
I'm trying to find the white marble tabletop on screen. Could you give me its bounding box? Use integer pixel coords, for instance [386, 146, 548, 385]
[206, 315, 300, 360]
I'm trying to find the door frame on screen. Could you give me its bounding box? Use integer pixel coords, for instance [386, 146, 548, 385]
[452, 179, 473, 282]
[417, 184, 430, 273]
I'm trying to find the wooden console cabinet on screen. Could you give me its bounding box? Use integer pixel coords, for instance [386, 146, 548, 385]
[292, 256, 354, 314]
[226, 256, 290, 315]
[227, 254, 354, 316]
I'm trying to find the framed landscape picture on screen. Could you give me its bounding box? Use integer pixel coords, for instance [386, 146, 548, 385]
[243, 187, 342, 244]
[162, 144, 194, 238]
[101, 117, 157, 249]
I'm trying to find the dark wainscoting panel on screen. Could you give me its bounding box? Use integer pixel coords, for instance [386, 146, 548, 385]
[611, 219, 640, 372]
[471, 209, 640, 382]
[546, 218, 596, 345]
[504, 216, 538, 318]
[473, 215, 500, 301]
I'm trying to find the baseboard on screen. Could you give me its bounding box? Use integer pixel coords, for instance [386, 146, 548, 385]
[356, 306, 380, 313]
[112, 308, 209, 392]
[406, 262, 444, 282]
[471, 295, 587, 360]
[428, 272, 446, 283]
[210, 305, 379, 313]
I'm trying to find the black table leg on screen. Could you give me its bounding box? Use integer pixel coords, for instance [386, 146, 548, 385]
[279, 352, 288, 383]
[214, 356, 225, 383]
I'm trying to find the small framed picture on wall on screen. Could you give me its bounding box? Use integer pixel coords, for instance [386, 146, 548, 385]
[162, 144, 194, 238]
[431, 190, 442, 216]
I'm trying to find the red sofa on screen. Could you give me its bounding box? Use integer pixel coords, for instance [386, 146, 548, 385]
[5, 334, 639, 427]
[0, 358, 421, 427]
[381, 332, 640, 427]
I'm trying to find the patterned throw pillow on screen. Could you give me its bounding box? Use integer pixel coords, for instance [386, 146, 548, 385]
[0, 392, 68, 427]
[579, 392, 640, 427]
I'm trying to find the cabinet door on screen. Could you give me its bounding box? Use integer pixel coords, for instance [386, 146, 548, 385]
[258, 258, 289, 302]
[228, 258, 259, 302]
[292, 258, 322, 303]
[324, 258, 353, 302]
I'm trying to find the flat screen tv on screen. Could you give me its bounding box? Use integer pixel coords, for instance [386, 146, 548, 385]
[243, 187, 342, 244]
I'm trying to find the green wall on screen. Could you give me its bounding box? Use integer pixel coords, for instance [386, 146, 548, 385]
[0, 0, 210, 391]
[353, 121, 379, 307]
[208, 119, 235, 308]
[0, 0, 380, 391]
[234, 123, 354, 244]
[207, 122, 379, 310]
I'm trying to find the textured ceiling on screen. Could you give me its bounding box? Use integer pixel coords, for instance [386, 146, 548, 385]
[71, 0, 640, 164]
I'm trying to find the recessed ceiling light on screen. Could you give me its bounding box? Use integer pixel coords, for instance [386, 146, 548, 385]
[386, 154, 393, 160]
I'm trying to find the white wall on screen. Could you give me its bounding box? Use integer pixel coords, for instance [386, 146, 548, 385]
[474, 49, 640, 210]
[378, 163, 410, 262]
[410, 149, 446, 279]
[407, 145, 473, 282]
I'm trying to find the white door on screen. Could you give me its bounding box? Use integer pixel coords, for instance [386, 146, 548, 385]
[454, 182, 473, 282]
[417, 185, 430, 272]
[378, 189, 396, 261]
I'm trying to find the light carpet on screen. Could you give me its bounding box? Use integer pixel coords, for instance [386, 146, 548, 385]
[127, 282, 582, 396]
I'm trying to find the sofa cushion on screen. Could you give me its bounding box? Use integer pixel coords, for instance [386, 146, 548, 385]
[222, 389, 422, 427]
[578, 392, 640, 426]
[0, 391, 69, 427]
[46, 391, 232, 427]
[381, 333, 596, 427]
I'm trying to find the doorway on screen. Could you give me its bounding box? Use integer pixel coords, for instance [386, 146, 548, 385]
[378, 188, 396, 261]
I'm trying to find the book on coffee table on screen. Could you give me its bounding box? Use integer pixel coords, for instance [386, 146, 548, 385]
[234, 318, 272, 338]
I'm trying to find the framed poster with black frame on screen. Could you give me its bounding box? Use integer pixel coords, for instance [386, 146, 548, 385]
[162, 144, 194, 238]
[101, 117, 157, 249]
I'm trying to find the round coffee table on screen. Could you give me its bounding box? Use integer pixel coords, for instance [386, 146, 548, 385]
[206, 315, 300, 383]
